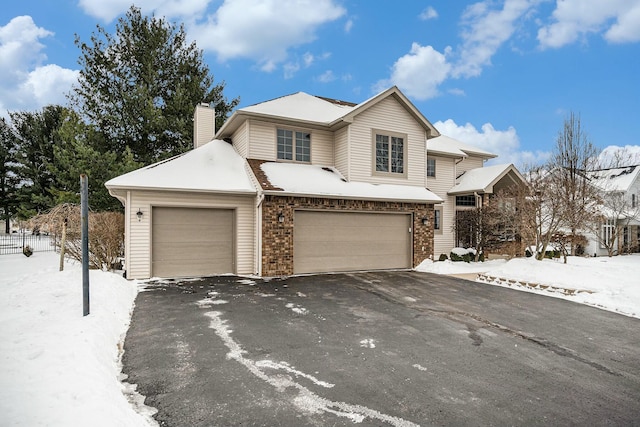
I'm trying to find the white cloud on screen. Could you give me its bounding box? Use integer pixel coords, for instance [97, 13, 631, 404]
[419, 7, 438, 21]
[316, 70, 336, 83]
[344, 18, 354, 33]
[78, 0, 210, 22]
[434, 118, 550, 167]
[0, 16, 78, 114]
[190, 0, 345, 70]
[374, 43, 451, 100]
[283, 62, 300, 79]
[453, 0, 539, 78]
[376, 0, 537, 100]
[538, 0, 640, 48]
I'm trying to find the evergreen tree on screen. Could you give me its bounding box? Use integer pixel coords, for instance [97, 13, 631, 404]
[52, 110, 141, 211]
[70, 6, 239, 164]
[0, 118, 21, 233]
[10, 106, 67, 217]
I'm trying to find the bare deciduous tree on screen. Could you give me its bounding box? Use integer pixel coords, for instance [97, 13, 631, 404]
[549, 112, 600, 256]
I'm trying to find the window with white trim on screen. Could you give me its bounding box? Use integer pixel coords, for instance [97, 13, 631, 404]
[277, 128, 311, 162]
[434, 207, 443, 234]
[427, 158, 436, 177]
[601, 219, 615, 248]
[374, 131, 406, 175]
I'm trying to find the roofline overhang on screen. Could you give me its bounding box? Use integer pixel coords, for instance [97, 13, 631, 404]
[105, 185, 257, 196]
[262, 189, 442, 204]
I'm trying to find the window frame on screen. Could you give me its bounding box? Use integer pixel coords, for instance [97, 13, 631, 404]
[455, 195, 476, 207]
[433, 206, 443, 235]
[277, 127, 311, 163]
[426, 158, 436, 178]
[372, 129, 408, 178]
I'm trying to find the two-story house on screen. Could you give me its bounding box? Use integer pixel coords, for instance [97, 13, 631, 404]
[106, 86, 522, 279]
[584, 165, 640, 255]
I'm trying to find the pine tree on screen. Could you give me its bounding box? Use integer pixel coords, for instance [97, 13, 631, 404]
[0, 118, 21, 233]
[70, 6, 239, 164]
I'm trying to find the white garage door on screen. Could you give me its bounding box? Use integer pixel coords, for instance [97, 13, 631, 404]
[152, 207, 234, 278]
[293, 211, 412, 274]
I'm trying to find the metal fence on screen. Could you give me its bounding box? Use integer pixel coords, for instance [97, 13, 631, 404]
[0, 233, 57, 255]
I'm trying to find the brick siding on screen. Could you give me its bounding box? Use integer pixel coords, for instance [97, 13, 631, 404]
[261, 195, 434, 276]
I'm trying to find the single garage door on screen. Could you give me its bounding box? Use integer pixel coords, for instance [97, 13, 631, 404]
[152, 207, 234, 277]
[294, 211, 412, 274]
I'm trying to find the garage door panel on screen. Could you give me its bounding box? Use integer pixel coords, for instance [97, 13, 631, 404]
[152, 207, 234, 277]
[294, 211, 411, 274]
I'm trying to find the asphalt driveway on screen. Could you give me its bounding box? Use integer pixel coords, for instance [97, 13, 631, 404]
[122, 271, 640, 426]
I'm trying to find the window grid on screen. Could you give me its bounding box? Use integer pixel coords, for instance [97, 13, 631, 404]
[277, 128, 310, 162]
[427, 158, 436, 177]
[375, 133, 404, 174]
[456, 195, 476, 206]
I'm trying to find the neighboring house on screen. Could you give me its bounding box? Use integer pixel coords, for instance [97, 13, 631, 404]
[584, 165, 640, 256]
[426, 135, 526, 257]
[106, 86, 522, 279]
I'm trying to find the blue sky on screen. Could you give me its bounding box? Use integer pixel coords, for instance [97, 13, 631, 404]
[2, 0, 639, 167]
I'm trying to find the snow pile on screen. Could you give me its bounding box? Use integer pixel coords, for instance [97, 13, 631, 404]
[0, 252, 157, 427]
[415, 258, 506, 275]
[417, 254, 640, 318]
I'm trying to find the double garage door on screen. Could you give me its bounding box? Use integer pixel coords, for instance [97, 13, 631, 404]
[293, 211, 412, 274]
[152, 207, 234, 278]
[151, 208, 412, 277]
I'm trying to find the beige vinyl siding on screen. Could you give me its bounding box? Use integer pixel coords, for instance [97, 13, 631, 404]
[427, 156, 457, 257]
[456, 156, 484, 175]
[310, 129, 334, 165]
[231, 121, 248, 158]
[246, 119, 334, 165]
[126, 190, 255, 279]
[334, 126, 349, 179]
[247, 120, 276, 160]
[348, 97, 426, 186]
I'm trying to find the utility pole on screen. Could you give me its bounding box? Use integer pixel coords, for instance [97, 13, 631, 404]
[81, 174, 90, 316]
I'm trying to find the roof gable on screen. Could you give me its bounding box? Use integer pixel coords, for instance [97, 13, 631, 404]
[448, 163, 525, 195]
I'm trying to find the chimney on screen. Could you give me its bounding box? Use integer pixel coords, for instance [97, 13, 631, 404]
[193, 103, 216, 149]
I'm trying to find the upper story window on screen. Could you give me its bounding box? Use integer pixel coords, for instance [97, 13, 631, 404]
[427, 158, 436, 177]
[633, 194, 636, 208]
[277, 128, 310, 162]
[374, 130, 406, 175]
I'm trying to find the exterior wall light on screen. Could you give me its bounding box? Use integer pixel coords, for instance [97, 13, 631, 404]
[421, 217, 428, 226]
[136, 209, 143, 221]
[278, 212, 285, 223]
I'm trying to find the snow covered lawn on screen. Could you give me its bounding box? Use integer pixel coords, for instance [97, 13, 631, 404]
[1, 251, 638, 426]
[416, 254, 640, 318]
[0, 252, 157, 427]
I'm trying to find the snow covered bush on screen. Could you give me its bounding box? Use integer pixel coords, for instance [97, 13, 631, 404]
[438, 253, 448, 261]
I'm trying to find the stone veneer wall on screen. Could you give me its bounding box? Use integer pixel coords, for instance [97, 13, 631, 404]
[261, 195, 435, 276]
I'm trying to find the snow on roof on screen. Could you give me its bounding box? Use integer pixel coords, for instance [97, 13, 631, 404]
[240, 92, 356, 124]
[449, 163, 514, 194]
[260, 162, 442, 203]
[427, 134, 496, 158]
[105, 140, 256, 193]
[586, 165, 640, 192]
